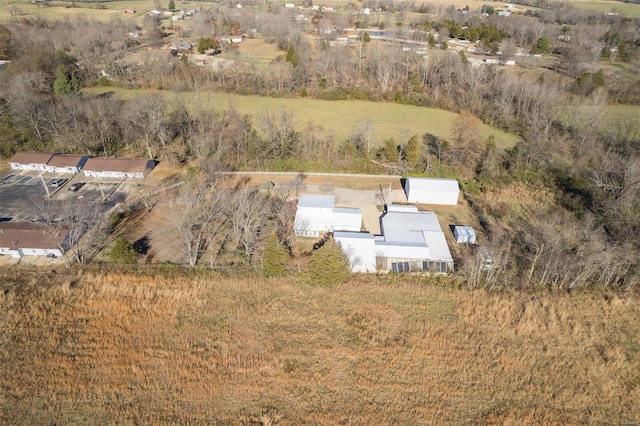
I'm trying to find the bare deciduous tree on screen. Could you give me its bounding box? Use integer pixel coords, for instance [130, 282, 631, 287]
[29, 198, 110, 266]
[257, 108, 298, 159]
[168, 177, 230, 267]
[228, 188, 272, 263]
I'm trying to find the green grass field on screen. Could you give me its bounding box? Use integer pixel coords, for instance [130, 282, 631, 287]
[84, 87, 520, 148]
[606, 103, 640, 119]
[571, 0, 640, 16]
[0, 0, 164, 23]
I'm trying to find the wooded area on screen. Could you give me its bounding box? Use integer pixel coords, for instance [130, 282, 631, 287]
[0, 0, 639, 290]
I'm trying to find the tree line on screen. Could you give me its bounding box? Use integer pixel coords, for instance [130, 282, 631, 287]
[0, 5, 639, 289]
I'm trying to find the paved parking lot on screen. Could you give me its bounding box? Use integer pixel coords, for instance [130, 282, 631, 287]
[0, 173, 50, 220]
[0, 171, 129, 220]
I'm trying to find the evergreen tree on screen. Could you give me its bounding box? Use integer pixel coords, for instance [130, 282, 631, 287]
[532, 37, 552, 55]
[168, 0, 175, 10]
[0, 24, 11, 60]
[263, 233, 289, 276]
[458, 50, 468, 64]
[109, 237, 137, 264]
[53, 65, 81, 96]
[304, 237, 351, 287]
[285, 44, 300, 68]
[404, 135, 420, 167]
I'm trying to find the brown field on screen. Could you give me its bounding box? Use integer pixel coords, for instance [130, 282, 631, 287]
[1, 269, 638, 424]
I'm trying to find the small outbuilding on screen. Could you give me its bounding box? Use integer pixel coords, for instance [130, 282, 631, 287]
[83, 158, 156, 179]
[8, 152, 57, 171]
[453, 226, 476, 244]
[404, 177, 460, 205]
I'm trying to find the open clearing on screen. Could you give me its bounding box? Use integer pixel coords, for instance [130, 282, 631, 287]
[571, 0, 640, 16]
[219, 38, 285, 67]
[84, 87, 520, 148]
[1, 270, 638, 424]
[0, 0, 152, 22]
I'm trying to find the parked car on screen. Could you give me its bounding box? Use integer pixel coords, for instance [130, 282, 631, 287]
[50, 178, 68, 188]
[68, 182, 85, 192]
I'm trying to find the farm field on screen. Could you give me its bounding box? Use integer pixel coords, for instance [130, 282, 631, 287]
[0, 0, 154, 22]
[1, 270, 638, 424]
[571, 0, 640, 16]
[83, 87, 520, 148]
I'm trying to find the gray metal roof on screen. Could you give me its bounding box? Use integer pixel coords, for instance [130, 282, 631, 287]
[297, 194, 335, 209]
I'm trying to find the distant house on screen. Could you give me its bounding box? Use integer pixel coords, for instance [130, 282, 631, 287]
[404, 177, 459, 205]
[45, 154, 90, 174]
[83, 158, 156, 180]
[219, 36, 244, 44]
[334, 205, 454, 274]
[0, 221, 69, 259]
[453, 226, 476, 244]
[294, 194, 361, 237]
[8, 152, 57, 171]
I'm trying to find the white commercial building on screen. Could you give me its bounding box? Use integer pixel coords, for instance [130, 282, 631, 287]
[294, 194, 362, 237]
[335, 205, 454, 274]
[404, 177, 460, 205]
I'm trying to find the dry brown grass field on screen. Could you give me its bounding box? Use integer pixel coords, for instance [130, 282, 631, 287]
[1, 269, 639, 424]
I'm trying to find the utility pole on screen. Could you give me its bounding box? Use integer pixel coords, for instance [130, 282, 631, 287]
[38, 168, 51, 198]
[95, 174, 106, 201]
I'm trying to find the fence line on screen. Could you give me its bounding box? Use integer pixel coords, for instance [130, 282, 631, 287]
[214, 171, 402, 179]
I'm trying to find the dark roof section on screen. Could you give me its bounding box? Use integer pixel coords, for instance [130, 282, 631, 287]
[46, 154, 90, 168]
[83, 157, 155, 174]
[0, 221, 69, 250]
[9, 151, 57, 165]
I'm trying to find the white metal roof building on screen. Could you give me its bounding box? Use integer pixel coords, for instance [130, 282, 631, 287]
[335, 205, 454, 274]
[294, 194, 362, 237]
[404, 177, 460, 205]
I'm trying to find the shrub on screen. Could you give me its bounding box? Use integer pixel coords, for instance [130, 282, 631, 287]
[303, 237, 351, 287]
[263, 233, 289, 276]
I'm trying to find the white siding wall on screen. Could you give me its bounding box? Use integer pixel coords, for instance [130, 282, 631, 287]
[46, 166, 80, 174]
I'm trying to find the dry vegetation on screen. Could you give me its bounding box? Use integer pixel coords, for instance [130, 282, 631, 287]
[1, 270, 639, 424]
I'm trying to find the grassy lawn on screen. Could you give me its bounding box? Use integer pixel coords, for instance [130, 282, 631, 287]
[84, 87, 520, 148]
[605, 103, 640, 120]
[571, 0, 640, 16]
[218, 38, 285, 67]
